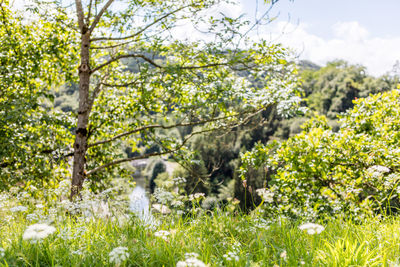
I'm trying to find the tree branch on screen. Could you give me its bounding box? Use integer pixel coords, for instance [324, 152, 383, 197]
[90, 5, 187, 42]
[86, 124, 219, 176]
[74, 0, 86, 32]
[89, 0, 115, 33]
[91, 54, 163, 73]
[88, 114, 235, 148]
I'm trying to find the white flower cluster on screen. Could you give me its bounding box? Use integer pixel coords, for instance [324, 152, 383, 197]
[54, 179, 71, 197]
[367, 165, 390, 179]
[176, 252, 206, 267]
[223, 251, 239, 262]
[23, 223, 56, 242]
[256, 188, 274, 203]
[173, 177, 187, 185]
[109, 246, 129, 265]
[298, 223, 324, 235]
[154, 230, 170, 241]
[189, 193, 205, 202]
[26, 213, 39, 222]
[223, 241, 240, 262]
[10, 205, 28, 212]
[58, 226, 87, 241]
[154, 188, 174, 204]
[0, 247, 4, 258]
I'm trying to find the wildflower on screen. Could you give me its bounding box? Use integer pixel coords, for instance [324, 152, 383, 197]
[152, 204, 171, 214]
[299, 222, 325, 235]
[223, 251, 239, 262]
[177, 253, 206, 267]
[173, 177, 187, 185]
[23, 223, 56, 241]
[10, 205, 28, 212]
[185, 252, 199, 259]
[154, 230, 170, 241]
[171, 200, 184, 208]
[109, 246, 129, 265]
[369, 165, 390, 173]
[256, 188, 274, 203]
[154, 188, 174, 204]
[280, 250, 287, 260]
[0, 247, 4, 258]
[189, 193, 205, 201]
[26, 213, 39, 222]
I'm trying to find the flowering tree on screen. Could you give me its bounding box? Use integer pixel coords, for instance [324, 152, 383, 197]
[13, 0, 302, 198]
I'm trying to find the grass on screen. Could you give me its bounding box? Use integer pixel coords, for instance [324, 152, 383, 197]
[2, 206, 400, 266]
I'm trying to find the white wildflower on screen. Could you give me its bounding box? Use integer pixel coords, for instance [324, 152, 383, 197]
[72, 249, 83, 255]
[280, 250, 287, 260]
[154, 188, 174, 204]
[173, 177, 187, 185]
[370, 165, 390, 173]
[177, 253, 206, 267]
[54, 179, 71, 197]
[152, 204, 171, 214]
[256, 188, 274, 203]
[23, 223, 56, 241]
[223, 251, 239, 262]
[171, 200, 184, 208]
[0, 247, 4, 258]
[189, 193, 205, 201]
[299, 222, 325, 235]
[35, 204, 44, 209]
[109, 246, 129, 265]
[10, 205, 28, 212]
[26, 213, 39, 222]
[154, 230, 170, 241]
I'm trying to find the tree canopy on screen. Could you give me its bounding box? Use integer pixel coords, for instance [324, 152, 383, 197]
[1, 0, 303, 197]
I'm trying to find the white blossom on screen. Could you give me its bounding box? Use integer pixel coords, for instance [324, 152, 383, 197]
[10, 205, 28, 212]
[23, 223, 56, 241]
[154, 230, 170, 241]
[154, 188, 174, 204]
[0, 247, 4, 258]
[256, 188, 274, 203]
[299, 223, 325, 235]
[189, 193, 205, 201]
[176, 253, 206, 267]
[109, 246, 129, 265]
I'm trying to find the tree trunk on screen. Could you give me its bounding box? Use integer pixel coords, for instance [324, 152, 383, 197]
[70, 31, 91, 200]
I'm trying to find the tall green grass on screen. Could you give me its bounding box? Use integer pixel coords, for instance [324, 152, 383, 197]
[1, 208, 400, 266]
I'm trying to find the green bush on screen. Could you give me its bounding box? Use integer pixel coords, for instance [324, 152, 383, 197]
[240, 90, 400, 220]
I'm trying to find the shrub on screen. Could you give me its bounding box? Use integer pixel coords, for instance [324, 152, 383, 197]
[240, 90, 400, 220]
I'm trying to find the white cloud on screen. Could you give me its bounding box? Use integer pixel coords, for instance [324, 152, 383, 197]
[264, 21, 400, 76]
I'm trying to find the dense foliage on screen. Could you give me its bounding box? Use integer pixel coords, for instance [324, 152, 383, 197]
[0, 2, 77, 189]
[240, 90, 400, 219]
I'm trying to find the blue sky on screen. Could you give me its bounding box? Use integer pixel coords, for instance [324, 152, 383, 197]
[240, 0, 400, 76]
[13, 0, 400, 76]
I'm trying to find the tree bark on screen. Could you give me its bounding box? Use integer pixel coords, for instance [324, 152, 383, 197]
[70, 30, 91, 200]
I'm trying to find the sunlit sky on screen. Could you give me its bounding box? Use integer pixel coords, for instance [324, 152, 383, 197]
[240, 0, 400, 76]
[13, 0, 400, 76]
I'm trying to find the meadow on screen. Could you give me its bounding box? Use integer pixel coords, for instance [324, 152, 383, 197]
[1, 184, 400, 267]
